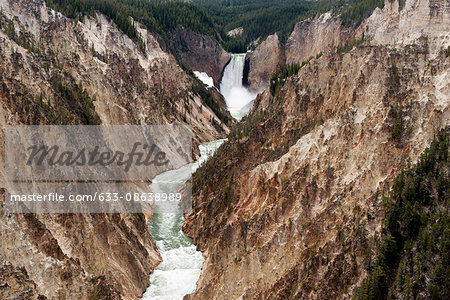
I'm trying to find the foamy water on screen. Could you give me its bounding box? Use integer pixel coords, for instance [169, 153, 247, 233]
[141, 139, 225, 300]
[220, 53, 258, 120]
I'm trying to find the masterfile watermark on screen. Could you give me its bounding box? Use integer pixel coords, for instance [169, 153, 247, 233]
[3, 125, 192, 213]
[26, 142, 169, 172]
[9, 191, 182, 204]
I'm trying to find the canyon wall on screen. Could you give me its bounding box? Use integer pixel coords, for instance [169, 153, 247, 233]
[185, 0, 449, 299]
[0, 0, 230, 298]
[170, 27, 231, 88]
[0, 0, 231, 150]
[245, 33, 283, 92]
[285, 11, 345, 65]
[246, 10, 355, 93]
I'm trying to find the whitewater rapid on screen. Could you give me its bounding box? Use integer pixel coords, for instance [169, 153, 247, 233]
[141, 139, 225, 300]
[220, 53, 258, 120]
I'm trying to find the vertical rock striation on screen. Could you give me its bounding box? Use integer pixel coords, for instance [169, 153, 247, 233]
[285, 11, 346, 65]
[185, 0, 449, 299]
[245, 33, 283, 93]
[170, 27, 231, 88]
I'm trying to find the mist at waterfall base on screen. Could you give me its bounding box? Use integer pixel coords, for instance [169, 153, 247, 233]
[141, 140, 225, 300]
[220, 53, 258, 120]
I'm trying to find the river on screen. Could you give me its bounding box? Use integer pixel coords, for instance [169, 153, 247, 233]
[141, 53, 256, 299]
[141, 139, 225, 299]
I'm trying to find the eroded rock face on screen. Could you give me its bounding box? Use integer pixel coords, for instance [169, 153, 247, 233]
[185, 0, 449, 299]
[0, 0, 230, 298]
[227, 27, 243, 37]
[170, 27, 231, 88]
[246, 33, 283, 92]
[0, 262, 40, 299]
[363, 0, 450, 59]
[0, 0, 231, 152]
[246, 12, 354, 92]
[0, 204, 155, 299]
[285, 12, 345, 65]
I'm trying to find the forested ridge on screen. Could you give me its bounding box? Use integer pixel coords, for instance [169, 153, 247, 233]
[46, 0, 385, 53]
[354, 128, 449, 299]
[194, 0, 384, 48]
[46, 0, 222, 50]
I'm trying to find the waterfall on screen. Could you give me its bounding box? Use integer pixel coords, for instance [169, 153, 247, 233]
[220, 53, 258, 120]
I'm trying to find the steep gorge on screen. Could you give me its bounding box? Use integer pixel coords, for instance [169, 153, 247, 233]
[170, 27, 231, 88]
[185, 0, 449, 298]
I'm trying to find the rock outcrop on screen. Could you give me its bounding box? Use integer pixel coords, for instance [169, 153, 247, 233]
[227, 27, 243, 37]
[170, 27, 231, 88]
[185, 0, 449, 299]
[245, 11, 355, 93]
[245, 33, 283, 92]
[285, 11, 346, 64]
[0, 0, 231, 151]
[0, 262, 40, 299]
[0, 202, 157, 299]
[363, 0, 450, 59]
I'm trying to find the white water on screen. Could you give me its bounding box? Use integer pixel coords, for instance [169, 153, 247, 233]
[220, 53, 258, 120]
[193, 71, 214, 88]
[142, 52, 255, 299]
[141, 139, 225, 300]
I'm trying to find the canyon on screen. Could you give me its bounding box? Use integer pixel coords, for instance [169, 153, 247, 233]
[170, 27, 231, 89]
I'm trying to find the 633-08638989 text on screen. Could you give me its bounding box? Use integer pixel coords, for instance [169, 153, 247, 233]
[100, 192, 182, 202]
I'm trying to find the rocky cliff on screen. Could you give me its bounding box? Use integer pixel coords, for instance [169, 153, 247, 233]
[170, 27, 231, 88]
[246, 10, 356, 94]
[285, 11, 348, 65]
[245, 33, 283, 93]
[185, 0, 449, 299]
[0, 0, 231, 151]
[0, 0, 230, 298]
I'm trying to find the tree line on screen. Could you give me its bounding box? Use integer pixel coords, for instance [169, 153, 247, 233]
[46, 0, 222, 50]
[354, 127, 449, 299]
[193, 0, 385, 50]
[46, 0, 386, 54]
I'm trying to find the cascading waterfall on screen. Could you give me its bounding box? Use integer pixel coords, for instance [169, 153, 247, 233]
[220, 53, 258, 120]
[141, 140, 225, 300]
[142, 53, 255, 299]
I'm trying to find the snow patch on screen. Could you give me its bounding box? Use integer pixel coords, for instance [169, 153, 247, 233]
[194, 71, 214, 88]
[321, 12, 332, 23]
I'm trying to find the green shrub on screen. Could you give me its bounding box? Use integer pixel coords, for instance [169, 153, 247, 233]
[337, 36, 364, 56]
[0, 11, 40, 53]
[270, 56, 315, 97]
[340, 0, 385, 28]
[46, 0, 221, 53]
[391, 105, 404, 140]
[49, 73, 101, 125]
